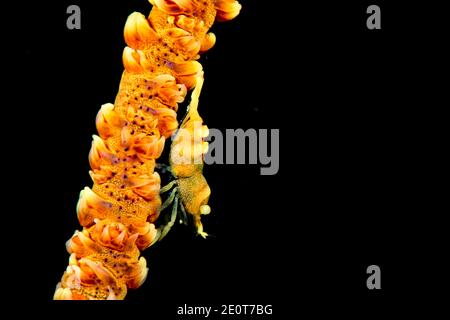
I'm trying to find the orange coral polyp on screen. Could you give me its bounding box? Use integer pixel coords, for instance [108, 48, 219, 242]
[55, 0, 241, 300]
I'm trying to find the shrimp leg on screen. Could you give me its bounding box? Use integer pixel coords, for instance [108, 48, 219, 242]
[159, 193, 179, 241]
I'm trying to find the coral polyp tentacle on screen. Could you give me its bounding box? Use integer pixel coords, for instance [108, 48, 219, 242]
[55, 0, 241, 300]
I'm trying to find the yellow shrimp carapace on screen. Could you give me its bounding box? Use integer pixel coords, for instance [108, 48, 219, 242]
[54, 0, 241, 300]
[167, 75, 212, 238]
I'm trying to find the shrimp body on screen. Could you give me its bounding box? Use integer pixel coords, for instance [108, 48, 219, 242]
[169, 76, 211, 237]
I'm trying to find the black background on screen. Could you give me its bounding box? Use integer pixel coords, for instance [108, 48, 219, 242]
[7, 0, 447, 317]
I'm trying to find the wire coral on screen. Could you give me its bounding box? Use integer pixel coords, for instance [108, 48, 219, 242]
[54, 0, 241, 300]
